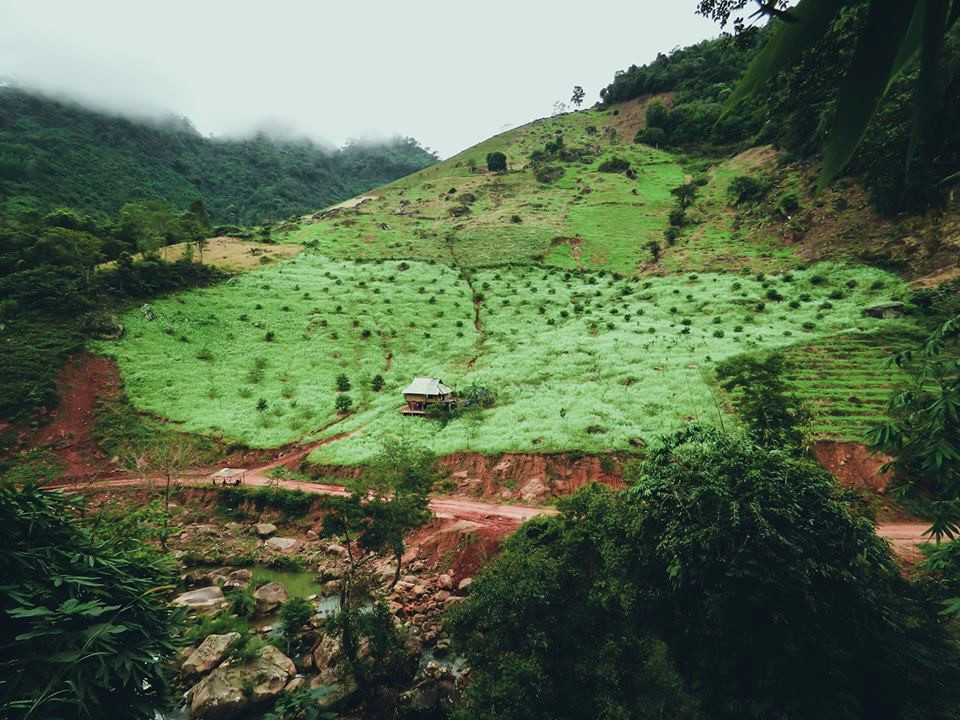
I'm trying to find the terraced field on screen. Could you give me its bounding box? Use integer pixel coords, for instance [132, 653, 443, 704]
[93, 101, 924, 463]
[785, 330, 917, 438]
[276, 101, 790, 276]
[96, 253, 913, 464]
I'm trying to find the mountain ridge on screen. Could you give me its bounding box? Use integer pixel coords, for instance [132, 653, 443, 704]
[0, 85, 438, 224]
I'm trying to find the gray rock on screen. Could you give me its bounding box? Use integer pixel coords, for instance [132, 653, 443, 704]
[325, 543, 348, 557]
[182, 632, 240, 677]
[190, 644, 295, 719]
[864, 302, 906, 319]
[264, 536, 301, 553]
[172, 586, 224, 611]
[255, 522, 278, 538]
[253, 582, 289, 615]
[223, 569, 252, 590]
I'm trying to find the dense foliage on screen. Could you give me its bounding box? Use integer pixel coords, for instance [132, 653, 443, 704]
[0, 480, 183, 719]
[0, 201, 225, 422]
[868, 313, 960, 499]
[715, 351, 809, 447]
[0, 86, 437, 224]
[601, 3, 960, 214]
[449, 427, 960, 719]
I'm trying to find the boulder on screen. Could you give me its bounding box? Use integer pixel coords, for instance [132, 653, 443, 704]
[182, 632, 240, 677]
[255, 522, 278, 538]
[864, 302, 906, 319]
[437, 574, 454, 591]
[223, 569, 252, 590]
[399, 666, 459, 716]
[173, 586, 224, 612]
[312, 634, 371, 686]
[264, 536, 301, 554]
[326, 543, 349, 557]
[312, 634, 345, 685]
[206, 567, 233, 585]
[457, 577, 473, 593]
[190, 645, 295, 719]
[253, 582, 289, 615]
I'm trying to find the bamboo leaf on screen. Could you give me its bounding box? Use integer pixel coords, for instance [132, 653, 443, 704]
[907, 0, 948, 170]
[818, 0, 922, 190]
[722, 0, 846, 114]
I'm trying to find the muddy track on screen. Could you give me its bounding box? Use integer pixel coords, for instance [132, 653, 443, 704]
[69, 471, 552, 535]
[67, 468, 927, 548]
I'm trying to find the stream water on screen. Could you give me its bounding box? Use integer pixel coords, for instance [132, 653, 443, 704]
[161, 565, 330, 719]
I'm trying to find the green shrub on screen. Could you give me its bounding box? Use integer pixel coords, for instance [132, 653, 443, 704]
[777, 192, 801, 217]
[278, 597, 313, 644]
[597, 157, 631, 173]
[663, 226, 681, 245]
[0, 481, 183, 718]
[728, 175, 769, 205]
[230, 587, 256, 617]
[335, 394, 353, 413]
[335, 374, 351, 392]
[486, 152, 507, 173]
[634, 126, 667, 146]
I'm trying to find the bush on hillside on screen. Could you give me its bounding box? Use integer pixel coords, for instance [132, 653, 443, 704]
[486, 152, 507, 173]
[634, 126, 667, 146]
[645, 99, 671, 133]
[727, 175, 769, 205]
[597, 157, 631, 173]
[668, 208, 687, 227]
[448, 427, 960, 720]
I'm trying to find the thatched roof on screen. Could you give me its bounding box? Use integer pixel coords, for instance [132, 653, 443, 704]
[403, 377, 453, 396]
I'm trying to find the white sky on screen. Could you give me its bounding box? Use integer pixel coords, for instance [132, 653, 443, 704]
[0, 1, 726, 158]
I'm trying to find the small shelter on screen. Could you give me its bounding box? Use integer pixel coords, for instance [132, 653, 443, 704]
[401, 377, 455, 415]
[211, 468, 246, 486]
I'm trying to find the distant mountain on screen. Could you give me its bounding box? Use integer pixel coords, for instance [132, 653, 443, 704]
[0, 86, 438, 224]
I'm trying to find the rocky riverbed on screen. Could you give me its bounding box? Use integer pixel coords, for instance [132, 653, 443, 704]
[165, 512, 476, 719]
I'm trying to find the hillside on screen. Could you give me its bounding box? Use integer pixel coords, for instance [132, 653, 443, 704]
[0, 86, 437, 224]
[96, 100, 943, 465]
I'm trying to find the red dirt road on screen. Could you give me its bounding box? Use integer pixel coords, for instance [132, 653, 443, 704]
[72, 471, 924, 550]
[36, 355, 931, 552]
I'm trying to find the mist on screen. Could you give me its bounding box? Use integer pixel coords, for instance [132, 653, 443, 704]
[0, 1, 728, 158]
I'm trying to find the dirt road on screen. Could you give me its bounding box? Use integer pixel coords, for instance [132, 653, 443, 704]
[71, 470, 925, 548]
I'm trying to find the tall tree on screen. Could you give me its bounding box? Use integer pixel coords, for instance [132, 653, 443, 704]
[570, 85, 586, 107]
[449, 427, 960, 719]
[320, 438, 436, 701]
[706, 0, 960, 188]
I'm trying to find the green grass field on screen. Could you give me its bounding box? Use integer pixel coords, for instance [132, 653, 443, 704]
[93, 103, 923, 464]
[95, 253, 913, 464]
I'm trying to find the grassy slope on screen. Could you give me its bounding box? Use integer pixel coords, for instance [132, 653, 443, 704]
[98, 102, 918, 463]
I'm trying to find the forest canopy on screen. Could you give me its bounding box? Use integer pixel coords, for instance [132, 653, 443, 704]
[0, 86, 437, 225]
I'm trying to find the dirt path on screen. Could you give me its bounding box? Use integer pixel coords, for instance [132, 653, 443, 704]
[322, 195, 378, 213]
[69, 468, 927, 549]
[32, 353, 121, 479]
[31, 358, 933, 550]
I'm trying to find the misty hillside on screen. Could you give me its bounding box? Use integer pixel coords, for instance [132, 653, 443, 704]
[0, 86, 438, 224]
